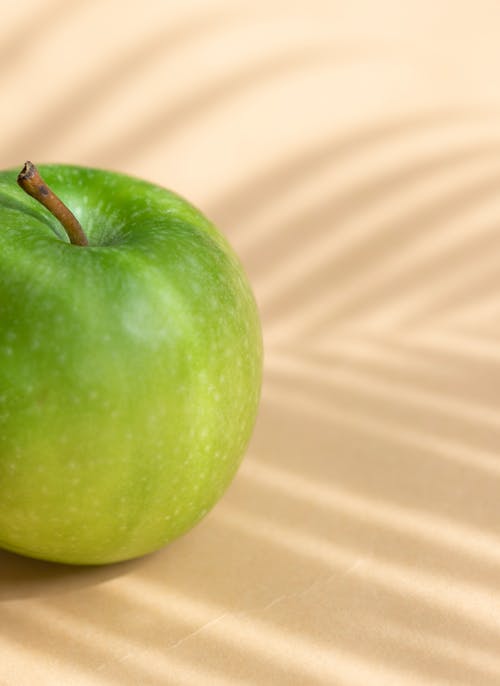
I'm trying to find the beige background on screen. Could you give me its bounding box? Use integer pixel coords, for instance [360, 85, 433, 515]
[1, 1, 500, 684]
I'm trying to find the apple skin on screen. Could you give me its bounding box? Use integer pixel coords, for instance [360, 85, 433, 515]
[0, 165, 262, 565]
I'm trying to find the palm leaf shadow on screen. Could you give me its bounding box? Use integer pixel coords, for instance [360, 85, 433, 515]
[2, 9, 240, 163]
[250, 131, 500, 342]
[0, 0, 87, 72]
[208, 110, 478, 227]
[86, 43, 376, 167]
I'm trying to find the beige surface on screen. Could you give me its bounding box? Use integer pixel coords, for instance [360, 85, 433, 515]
[2, 1, 500, 684]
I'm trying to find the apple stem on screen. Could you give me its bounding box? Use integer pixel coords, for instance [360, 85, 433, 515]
[17, 161, 88, 247]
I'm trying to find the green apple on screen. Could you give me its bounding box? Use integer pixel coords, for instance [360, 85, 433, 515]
[0, 163, 262, 565]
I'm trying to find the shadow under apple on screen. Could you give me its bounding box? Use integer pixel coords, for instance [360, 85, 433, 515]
[0, 545, 143, 601]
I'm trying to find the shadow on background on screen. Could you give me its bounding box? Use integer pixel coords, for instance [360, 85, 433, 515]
[211, 112, 500, 342]
[1, 9, 234, 163]
[0, 0, 87, 72]
[208, 109, 479, 226]
[87, 43, 370, 168]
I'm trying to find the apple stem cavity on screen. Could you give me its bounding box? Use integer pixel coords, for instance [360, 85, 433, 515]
[17, 161, 88, 247]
